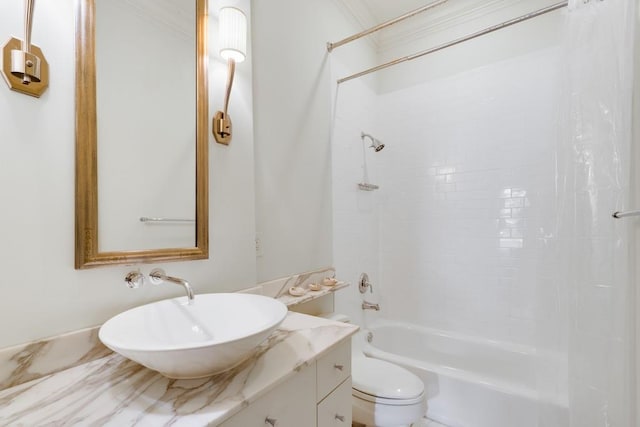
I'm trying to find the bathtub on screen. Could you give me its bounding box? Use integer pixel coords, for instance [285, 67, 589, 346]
[361, 320, 568, 427]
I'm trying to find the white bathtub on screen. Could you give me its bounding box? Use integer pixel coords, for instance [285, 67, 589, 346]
[361, 320, 568, 427]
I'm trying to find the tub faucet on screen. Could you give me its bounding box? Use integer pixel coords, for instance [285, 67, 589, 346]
[362, 301, 380, 311]
[149, 268, 194, 304]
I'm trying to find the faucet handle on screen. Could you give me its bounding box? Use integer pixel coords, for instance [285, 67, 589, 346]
[149, 268, 165, 285]
[359, 272, 373, 294]
[125, 270, 145, 289]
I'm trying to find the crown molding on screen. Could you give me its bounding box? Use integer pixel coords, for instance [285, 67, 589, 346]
[332, 0, 551, 54]
[331, 0, 381, 51]
[378, 0, 546, 52]
[378, 0, 509, 51]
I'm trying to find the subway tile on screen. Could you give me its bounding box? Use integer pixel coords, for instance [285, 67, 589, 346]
[499, 208, 512, 218]
[505, 198, 524, 208]
[333, 47, 561, 348]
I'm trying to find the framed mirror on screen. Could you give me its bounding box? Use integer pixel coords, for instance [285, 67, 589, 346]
[75, 0, 208, 269]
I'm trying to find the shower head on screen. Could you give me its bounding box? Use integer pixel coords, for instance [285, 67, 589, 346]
[361, 132, 385, 152]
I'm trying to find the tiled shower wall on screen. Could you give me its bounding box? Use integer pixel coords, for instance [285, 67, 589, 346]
[333, 47, 562, 347]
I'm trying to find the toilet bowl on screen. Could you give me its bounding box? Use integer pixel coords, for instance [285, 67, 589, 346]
[318, 313, 426, 426]
[351, 356, 427, 427]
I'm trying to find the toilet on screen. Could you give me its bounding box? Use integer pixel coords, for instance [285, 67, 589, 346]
[322, 314, 426, 427]
[351, 355, 427, 427]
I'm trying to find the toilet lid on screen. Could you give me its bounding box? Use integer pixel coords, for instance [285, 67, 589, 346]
[352, 357, 424, 400]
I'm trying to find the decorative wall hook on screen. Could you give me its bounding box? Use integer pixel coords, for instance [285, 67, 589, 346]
[1, 0, 49, 97]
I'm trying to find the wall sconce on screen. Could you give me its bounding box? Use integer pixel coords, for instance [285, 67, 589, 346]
[1, 0, 49, 98]
[213, 6, 247, 145]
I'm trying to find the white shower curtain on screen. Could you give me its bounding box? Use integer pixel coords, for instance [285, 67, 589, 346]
[539, 0, 636, 425]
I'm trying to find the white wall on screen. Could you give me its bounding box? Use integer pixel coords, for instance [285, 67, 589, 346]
[251, 0, 376, 282]
[0, 0, 256, 349]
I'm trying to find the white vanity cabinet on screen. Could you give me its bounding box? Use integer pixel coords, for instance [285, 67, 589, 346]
[317, 379, 352, 426]
[218, 362, 316, 426]
[219, 340, 352, 427]
[316, 340, 352, 426]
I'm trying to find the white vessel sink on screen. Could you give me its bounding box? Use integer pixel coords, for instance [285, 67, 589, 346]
[99, 293, 288, 379]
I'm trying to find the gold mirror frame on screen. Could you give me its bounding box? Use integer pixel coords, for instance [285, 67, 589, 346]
[75, 0, 208, 269]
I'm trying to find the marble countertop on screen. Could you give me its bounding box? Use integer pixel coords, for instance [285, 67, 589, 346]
[0, 312, 358, 426]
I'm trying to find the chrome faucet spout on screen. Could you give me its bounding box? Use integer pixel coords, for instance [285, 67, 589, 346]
[149, 268, 194, 304]
[362, 301, 380, 311]
[164, 275, 194, 302]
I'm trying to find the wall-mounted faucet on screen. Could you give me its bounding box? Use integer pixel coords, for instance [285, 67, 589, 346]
[149, 268, 195, 304]
[360, 273, 379, 310]
[124, 270, 145, 289]
[362, 301, 380, 311]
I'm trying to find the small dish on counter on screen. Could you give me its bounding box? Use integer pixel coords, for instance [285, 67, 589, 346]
[322, 277, 339, 287]
[308, 283, 323, 291]
[288, 286, 308, 296]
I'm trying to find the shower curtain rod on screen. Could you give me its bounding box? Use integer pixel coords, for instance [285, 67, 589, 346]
[336, 0, 568, 84]
[327, 0, 449, 52]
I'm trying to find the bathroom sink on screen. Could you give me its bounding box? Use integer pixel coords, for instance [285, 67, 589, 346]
[99, 293, 288, 379]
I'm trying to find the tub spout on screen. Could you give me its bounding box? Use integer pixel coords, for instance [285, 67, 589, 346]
[362, 301, 380, 311]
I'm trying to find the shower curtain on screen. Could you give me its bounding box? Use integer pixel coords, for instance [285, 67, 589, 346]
[539, 0, 636, 425]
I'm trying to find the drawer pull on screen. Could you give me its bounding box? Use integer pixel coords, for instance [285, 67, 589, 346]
[333, 364, 344, 371]
[265, 417, 277, 426]
[335, 414, 345, 422]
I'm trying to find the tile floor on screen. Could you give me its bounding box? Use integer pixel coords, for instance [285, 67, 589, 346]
[415, 418, 448, 427]
[355, 417, 448, 427]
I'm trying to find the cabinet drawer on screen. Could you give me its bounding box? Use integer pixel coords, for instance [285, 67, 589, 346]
[317, 377, 352, 427]
[219, 364, 316, 427]
[316, 340, 351, 401]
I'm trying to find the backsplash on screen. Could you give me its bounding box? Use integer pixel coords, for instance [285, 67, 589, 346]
[0, 328, 110, 391]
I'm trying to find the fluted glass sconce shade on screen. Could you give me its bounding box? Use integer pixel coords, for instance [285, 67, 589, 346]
[214, 6, 247, 145]
[219, 7, 246, 63]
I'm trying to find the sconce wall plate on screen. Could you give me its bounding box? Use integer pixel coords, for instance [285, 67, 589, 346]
[1, 37, 49, 97]
[213, 111, 232, 145]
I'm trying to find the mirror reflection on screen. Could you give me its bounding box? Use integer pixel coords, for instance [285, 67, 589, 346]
[75, 0, 208, 269]
[95, 0, 196, 251]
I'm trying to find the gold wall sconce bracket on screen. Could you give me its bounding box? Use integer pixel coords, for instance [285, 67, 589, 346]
[1, 0, 49, 98]
[213, 110, 232, 145]
[213, 58, 236, 145]
[2, 37, 49, 98]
